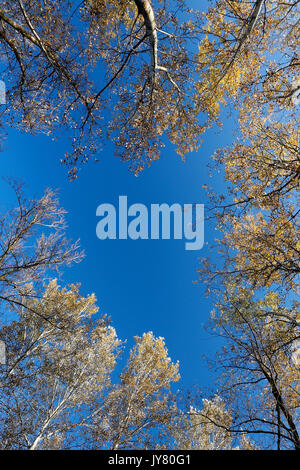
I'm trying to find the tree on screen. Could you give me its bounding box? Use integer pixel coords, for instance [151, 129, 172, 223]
[195, 4, 300, 441]
[195, 0, 299, 116]
[208, 287, 300, 450]
[0, 280, 121, 449]
[89, 331, 180, 449]
[199, 114, 299, 293]
[196, 0, 299, 293]
[170, 396, 242, 450]
[0, 180, 83, 323]
[0, 0, 205, 177]
[0, 281, 181, 450]
[1, 1, 297, 177]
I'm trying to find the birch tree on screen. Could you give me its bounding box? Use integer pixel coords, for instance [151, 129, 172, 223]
[89, 332, 180, 450]
[0, 0, 204, 177]
[0, 180, 83, 322]
[197, 0, 299, 292]
[171, 397, 241, 450]
[0, 280, 121, 450]
[1, 1, 298, 177]
[208, 288, 300, 450]
[0, 286, 180, 450]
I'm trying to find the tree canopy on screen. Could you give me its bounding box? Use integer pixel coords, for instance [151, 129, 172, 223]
[0, 0, 299, 451]
[0, 0, 298, 177]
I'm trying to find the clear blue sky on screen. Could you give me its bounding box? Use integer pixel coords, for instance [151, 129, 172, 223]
[0, 115, 234, 391]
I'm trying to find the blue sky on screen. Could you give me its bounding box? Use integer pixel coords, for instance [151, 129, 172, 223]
[0, 114, 234, 391]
